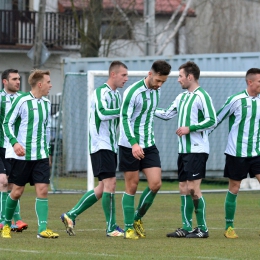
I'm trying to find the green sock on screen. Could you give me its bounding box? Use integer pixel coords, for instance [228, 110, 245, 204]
[225, 191, 237, 230]
[35, 198, 48, 233]
[0, 192, 7, 222]
[67, 190, 98, 220]
[181, 195, 193, 231]
[5, 194, 18, 227]
[102, 192, 117, 232]
[122, 192, 135, 231]
[13, 199, 22, 222]
[134, 187, 156, 221]
[194, 196, 207, 232]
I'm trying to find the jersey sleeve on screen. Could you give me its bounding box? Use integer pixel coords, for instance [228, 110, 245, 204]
[189, 92, 217, 132]
[3, 97, 23, 146]
[155, 98, 178, 120]
[95, 87, 120, 120]
[120, 90, 138, 146]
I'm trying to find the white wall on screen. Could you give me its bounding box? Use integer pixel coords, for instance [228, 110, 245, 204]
[0, 53, 64, 95]
[30, 0, 58, 11]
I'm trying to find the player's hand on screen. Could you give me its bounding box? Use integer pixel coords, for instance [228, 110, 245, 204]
[176, 126, 190, 137]
[13, 143, 25, 156]
[132, 143, 145, 160]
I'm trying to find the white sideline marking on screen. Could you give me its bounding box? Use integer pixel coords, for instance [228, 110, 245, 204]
[0, 248, 118, 257]
[49, 188, 260, 194]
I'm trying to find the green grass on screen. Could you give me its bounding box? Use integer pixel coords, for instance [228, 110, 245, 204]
[1, 182, 260, 260]
[51, 176, 229, 192]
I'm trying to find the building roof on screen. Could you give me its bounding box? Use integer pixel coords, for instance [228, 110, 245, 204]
[58, 0, 196, 17]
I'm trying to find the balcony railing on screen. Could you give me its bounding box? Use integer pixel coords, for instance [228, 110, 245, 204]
[0, 10, 81, 48]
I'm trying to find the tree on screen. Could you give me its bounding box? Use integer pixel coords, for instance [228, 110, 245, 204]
[68, 0, 195, 57]
[71, 0, 103, 57]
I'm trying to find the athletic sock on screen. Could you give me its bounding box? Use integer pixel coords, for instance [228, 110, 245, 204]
[5, 194, 18, 227]
[122, 192, 135, 231]
[67, 189, 98, 220]
[0, 191, 7, 222]
[225, 190, 237, 230]
[194, 196, 207, 232]
[134, 187, 156, 221]
[35, 198, 48, 233]
[102, 192, 117, 232]
[181, 195, 193, 231]
[13, 199, 22, 222]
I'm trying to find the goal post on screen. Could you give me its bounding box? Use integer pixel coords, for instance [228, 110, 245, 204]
[50, 70, 246, 193]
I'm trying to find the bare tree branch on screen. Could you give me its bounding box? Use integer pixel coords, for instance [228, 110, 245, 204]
[157, 4, 182, 43]
[111, 0, 144, 53]
[155, 0, 193, 55]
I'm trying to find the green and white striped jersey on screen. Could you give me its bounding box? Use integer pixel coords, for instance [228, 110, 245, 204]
[155, 86, 217, 154]
[89, 83, 121, 154]
[214, 89, 260, 157]
[119, 79, 160, 148]
[4, 92, 51, 160]
[0, 89, 23, 148]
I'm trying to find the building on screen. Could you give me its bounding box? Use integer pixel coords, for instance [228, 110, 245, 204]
[0, 0, 195, 94]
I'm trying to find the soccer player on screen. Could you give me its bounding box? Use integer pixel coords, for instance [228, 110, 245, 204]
[0, 69, 28, 232]
[60, 61, 128, 237]
[119, 60, 171, 239]
[155, 61, 217, 238]
[1, 69, 59, 239]
[210, 68, 260, 238]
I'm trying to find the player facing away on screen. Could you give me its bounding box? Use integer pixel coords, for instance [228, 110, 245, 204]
[0, 69, 28, 232]
[155, 61, 217, 238]
[119, 60, 171, 239]
[1, 69, 59, 239]
[210, 68, 260, 238]
[60, 61, 128, 237]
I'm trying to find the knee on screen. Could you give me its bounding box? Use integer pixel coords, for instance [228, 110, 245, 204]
[0, 175, 8, 189]
[149, 179, 162, 193]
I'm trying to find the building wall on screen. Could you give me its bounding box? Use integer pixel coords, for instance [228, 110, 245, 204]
[0, 52, 64, 94]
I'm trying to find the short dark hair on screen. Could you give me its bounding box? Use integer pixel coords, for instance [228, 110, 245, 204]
[109, 61, 128, 75]
[2, 69, 19, 81]
[246, 68, 260, 78]
[151, 60, 171, 76]
[178, 61, 200, 80]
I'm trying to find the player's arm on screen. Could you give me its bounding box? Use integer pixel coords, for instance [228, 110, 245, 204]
[189, 93, 217, 133]
[155, 101, 178, 120]
[3, 98, 25, 156]
[46, 102, 51, 158]
[95, 87, 120, 120]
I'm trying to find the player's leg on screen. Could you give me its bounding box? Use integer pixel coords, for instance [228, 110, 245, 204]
[184, 153, 209, 238]
[0, 148, 8, 227]
[1, 159, 27, 238]
[223, 154, 249, 239]
[34, 159, 59, 239]
[133, 145, 161, 238]
[167, 154, 193, 238]
[224, 179, 239, 238]
[119, 145, 139, 239]
[6, 157, 28, 232]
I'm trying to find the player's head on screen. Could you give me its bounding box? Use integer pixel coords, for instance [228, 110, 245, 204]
[2, 69, 20, 94]
[108, 61, 128, 89]
[178, 61, 200, 90]
[147, 60, 171, 90]
[28, 69, 52, 96]
[245, 68, 260, 96]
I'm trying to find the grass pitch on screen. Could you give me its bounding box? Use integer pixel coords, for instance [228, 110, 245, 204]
[0, 180, 259, 260]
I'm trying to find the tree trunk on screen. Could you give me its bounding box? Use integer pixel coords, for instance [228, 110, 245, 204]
[80, 0, 103, 57]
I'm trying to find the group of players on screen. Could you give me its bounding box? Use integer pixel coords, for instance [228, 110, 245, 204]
[60, 60, 260, 240]
[1, 61, 260, 240]
[0, 69, 59, 239]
